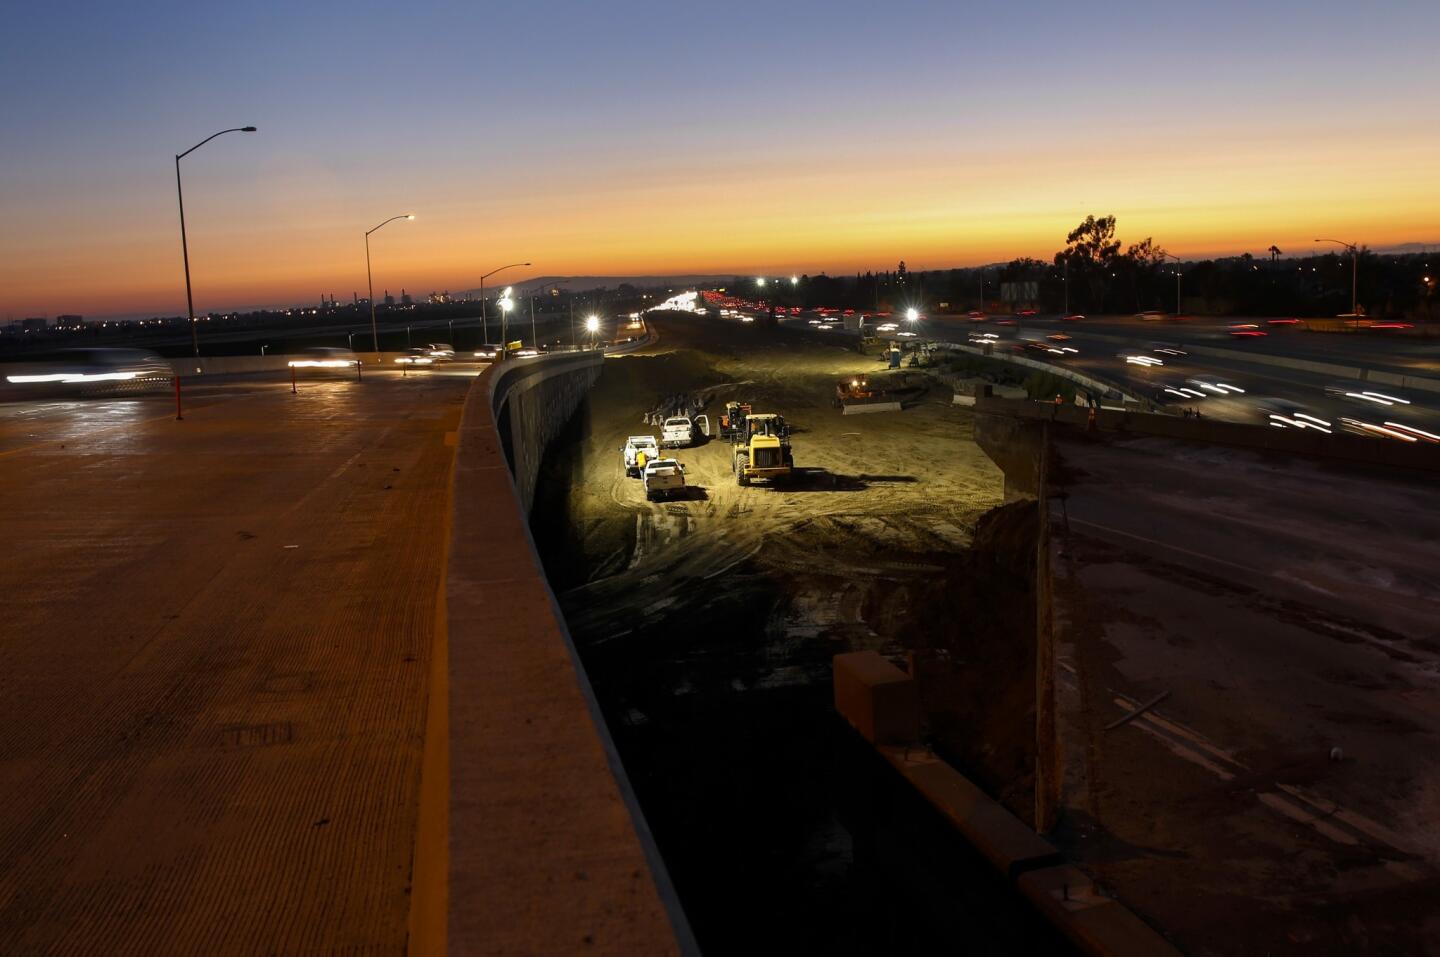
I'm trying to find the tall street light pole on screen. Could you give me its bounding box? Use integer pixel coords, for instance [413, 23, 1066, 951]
[530, 278, 570, 349]
[1314, 238, 1359, 317]
[176, 126, 256, 358]
[365, 214, 415, 356]
[1161, 252, 1183, 315]
[478, 262, 531, 346]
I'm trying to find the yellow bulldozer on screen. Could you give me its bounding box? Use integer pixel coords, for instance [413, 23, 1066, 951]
[732, 412, 794, 486]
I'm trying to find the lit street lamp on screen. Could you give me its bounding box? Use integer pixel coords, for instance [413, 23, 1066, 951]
[905, 307, 920, 323]
[175, 125, 257, 358]
[585, 313, 600, 349]
[479, 262, 531, 346]
[365, 214, 415, 356]
[1314, 238, 1359, 317]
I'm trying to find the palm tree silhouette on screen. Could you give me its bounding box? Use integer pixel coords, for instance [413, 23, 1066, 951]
[1268, 245, 1283, 262]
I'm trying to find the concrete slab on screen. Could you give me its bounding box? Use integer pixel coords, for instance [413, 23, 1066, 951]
[833, 651, 920, 744]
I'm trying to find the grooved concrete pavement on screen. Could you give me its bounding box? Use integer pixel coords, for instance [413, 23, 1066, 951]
[0, 373, 468, 954]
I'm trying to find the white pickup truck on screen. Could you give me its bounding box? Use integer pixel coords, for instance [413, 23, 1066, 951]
[642, 458, 687, 501]
[623, 435, 660, 477]
[661, 416, 694, 448]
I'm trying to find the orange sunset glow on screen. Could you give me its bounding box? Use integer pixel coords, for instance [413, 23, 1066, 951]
[3, 2, 1437, 318]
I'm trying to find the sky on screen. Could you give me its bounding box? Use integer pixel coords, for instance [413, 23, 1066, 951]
[3, 0, 1438, 318]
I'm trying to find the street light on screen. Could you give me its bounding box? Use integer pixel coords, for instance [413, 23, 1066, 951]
[365, 214, 415, 356]
[905, 307, 919, 323]
[584, 314, 600, 349]
[1314, 238, 1359, 317]
[756, 277, 767, 287]
[479, 262, 531, 346]
[175, 125, 257, 358]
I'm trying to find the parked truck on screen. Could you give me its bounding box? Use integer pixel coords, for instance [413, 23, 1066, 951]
[642, 458, 688, 501]
[623, 435, 659, 477]
[661, 416, 695, 448]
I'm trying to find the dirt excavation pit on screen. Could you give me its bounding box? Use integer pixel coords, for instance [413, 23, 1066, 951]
[529, 315, 1049, 952]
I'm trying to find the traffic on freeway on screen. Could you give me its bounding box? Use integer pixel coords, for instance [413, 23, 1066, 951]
[687, 292, 1440, 445]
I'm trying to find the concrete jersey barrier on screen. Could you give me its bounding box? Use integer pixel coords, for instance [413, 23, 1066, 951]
[421, 352, 695, 956]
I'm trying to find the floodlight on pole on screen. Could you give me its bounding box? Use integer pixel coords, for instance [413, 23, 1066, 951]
[498, 289, 515, 357]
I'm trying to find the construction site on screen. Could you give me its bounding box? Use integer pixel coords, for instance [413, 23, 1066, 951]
[530, 315, 1043, 952]
[530, 313, 1440, 955]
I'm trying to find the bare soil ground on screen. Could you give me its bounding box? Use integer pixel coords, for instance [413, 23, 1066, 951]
[531, 316, 1043, 952]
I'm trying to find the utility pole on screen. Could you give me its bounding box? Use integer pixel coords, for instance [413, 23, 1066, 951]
[1315, 239, 1359, 318]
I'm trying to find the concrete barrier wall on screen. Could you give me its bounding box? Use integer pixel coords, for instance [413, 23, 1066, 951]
[491, 353, 604, 513]
[931, 342, 1146, 403]
[427, 352, 693, 956]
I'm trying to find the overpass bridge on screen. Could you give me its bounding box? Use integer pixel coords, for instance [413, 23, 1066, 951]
[0, 355, 690, 955]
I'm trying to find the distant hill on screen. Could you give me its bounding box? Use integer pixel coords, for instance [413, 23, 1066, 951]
[455, 274, 741, 297]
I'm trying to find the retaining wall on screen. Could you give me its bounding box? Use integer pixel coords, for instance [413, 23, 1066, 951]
[417, 352, 692, 956]
[930, 342, 1146, 404]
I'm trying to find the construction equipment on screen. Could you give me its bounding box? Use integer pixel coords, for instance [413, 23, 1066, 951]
[833, 376, 876, 407]
[718, 401, 752, 441]
[731, 412, 794, 486]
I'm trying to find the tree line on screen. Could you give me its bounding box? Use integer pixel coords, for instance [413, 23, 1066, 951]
[766, 215, 1436, 319]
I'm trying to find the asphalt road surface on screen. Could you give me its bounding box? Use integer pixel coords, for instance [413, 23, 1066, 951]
[0, 368, 469, 953]
[1049, 433, 1440, 955]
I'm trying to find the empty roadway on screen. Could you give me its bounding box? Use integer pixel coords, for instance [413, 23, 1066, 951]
[0, 369, 468, 953]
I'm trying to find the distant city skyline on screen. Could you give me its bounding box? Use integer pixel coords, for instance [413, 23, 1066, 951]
[4, 0, 1438, 319]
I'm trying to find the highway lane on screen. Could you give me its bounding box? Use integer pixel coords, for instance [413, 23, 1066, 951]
[0, 369, 469, 953]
